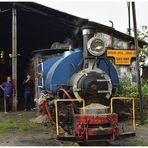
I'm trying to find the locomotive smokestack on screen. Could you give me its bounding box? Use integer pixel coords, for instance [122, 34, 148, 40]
[81, 26, 96, 68]
[81, 26, 95, 54]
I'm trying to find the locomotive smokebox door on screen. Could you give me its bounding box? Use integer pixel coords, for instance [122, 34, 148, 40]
[70, 68, 112, 105]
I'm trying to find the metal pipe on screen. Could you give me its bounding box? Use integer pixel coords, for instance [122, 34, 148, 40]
[82, 99, 86, 114]
[133, 98, 136, 130]
[81, 26, 95, 49]
[132, 2, 144, 125]
[42, 101, 51, 121]
[127, 2, 131, 36]
[111, 98, 113, 113]
[81, 26, 95, 69]
[34, 59, 37, 99]
[109, 20, 114, 28]
[54, 100, 59, 135]
[12, 6, 17, 111]
[58, 88, 78, 113]
[109, 20, 114, 48]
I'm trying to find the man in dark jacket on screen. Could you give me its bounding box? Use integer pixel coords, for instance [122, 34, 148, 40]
[23, 74, 34, 111]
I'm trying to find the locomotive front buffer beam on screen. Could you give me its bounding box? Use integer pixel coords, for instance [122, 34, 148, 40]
[58, 113, 135, 143]
[74, 113, 119, 142]
[58, 113, 120, 143]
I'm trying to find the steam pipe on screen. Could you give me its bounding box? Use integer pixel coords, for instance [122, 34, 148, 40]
[127, 2, 131, 36]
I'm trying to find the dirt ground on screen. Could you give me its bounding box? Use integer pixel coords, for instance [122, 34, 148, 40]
[0, 111, 147, 146]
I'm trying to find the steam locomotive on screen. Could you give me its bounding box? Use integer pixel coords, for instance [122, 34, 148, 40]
[36, 26, 129, 143]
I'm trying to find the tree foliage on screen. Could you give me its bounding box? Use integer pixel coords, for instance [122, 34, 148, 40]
[137, 26, 148, 63]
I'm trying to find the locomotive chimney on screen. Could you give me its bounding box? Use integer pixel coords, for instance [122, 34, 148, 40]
[81, 26, 96, 68]
[81, 26, 95, 54]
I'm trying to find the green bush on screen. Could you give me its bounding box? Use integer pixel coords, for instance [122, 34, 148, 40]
[114, 79, 148, 97]
[114, 80, 138, 97]
[142, 80, 148, 96]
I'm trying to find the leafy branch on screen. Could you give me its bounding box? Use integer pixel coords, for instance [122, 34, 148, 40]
[114, 79, 148, 97]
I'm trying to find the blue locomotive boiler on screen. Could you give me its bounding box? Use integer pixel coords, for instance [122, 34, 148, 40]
[37, 26, 119, 105]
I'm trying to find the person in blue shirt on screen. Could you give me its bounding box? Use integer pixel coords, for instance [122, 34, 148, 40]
[0, 76, 14, 113]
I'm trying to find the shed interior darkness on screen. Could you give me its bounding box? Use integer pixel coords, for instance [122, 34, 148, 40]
[0, 2, 86, 110]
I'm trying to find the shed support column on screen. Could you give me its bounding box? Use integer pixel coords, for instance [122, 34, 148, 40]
[132, 2, 144, 124]
[12, 6, 17, 111]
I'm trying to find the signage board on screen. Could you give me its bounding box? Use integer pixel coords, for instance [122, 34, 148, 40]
[107, 49, 136, 65]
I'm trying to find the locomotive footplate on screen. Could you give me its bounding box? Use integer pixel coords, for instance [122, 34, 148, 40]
[117, 131, 136, 139]
[57, 134, 114, 143]
[57, 132, 136, 143]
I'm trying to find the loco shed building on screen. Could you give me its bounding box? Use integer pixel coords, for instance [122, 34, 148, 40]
[0, 2, 147, 110]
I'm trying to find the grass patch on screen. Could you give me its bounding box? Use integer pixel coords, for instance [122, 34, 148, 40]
[133, 138, 148, 146]
[0, 120, 39, 134]
[0, 120, 17, 133]
[17, 122, 39, 132]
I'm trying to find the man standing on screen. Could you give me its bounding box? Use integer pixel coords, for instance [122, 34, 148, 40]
[23, 74, 34, 111]
[0, 76, 14, 113]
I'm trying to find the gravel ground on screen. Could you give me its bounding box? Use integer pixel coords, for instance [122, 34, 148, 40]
[0, 111, 147, 146]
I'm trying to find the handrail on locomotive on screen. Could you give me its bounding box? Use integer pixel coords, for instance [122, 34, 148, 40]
[54, 98, 86, 136]
[110, 97, 136, 130]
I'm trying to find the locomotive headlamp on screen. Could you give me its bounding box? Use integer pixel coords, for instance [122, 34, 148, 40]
[87, 37, 106, 56]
